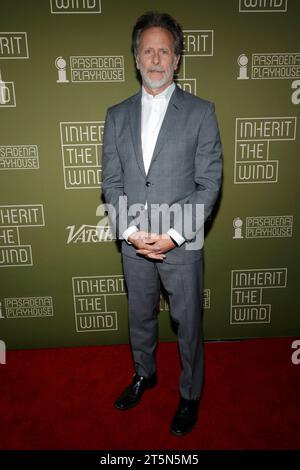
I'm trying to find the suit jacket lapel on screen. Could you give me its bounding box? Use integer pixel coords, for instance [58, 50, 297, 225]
[147, 85, 183, 174]
[129, 90, 147, 179]
[128, 85, 184, 179]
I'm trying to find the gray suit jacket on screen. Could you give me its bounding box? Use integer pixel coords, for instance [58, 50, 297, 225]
[102, 85, 222, 264]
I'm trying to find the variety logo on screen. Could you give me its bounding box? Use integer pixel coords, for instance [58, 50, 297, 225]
[66, 223, 113, 243]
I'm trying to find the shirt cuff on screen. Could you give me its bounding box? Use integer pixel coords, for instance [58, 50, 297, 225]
[167, 228, 185, 247]
[122, 226, 139, 244]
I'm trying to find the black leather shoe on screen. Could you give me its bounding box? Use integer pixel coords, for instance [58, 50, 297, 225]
[170, 397, 199, 436]
[114, 373, 157, 410]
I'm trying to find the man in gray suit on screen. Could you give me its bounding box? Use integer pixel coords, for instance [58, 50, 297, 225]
[102, 11, 222, 436]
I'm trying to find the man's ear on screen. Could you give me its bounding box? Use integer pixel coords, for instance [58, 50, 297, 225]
[174, 55, 180, 71]
[135, 55, 140, 70]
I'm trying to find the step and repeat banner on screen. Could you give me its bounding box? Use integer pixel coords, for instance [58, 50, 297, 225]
[0, 0, 299, 349]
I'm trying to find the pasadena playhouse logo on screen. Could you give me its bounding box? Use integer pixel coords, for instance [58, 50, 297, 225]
[0, 297, 54, 319]
[72, 275, 126, 332]
[231, 267, 287, 324]
[0, 145, 39, 170]
[234, 116, 297, 183]
[176, 29, 213, 95]
[50, 0, 102, 14]
[0, 32, 29, 107]
[60, 121, 104, 189]
[55, 56, 124, 83]
[237, 52, 300, 104]
[237, 52, 300, 80]
[232, 215, 293, 239]
[0, 205, 45, 267]
[239, 0, 288, 12]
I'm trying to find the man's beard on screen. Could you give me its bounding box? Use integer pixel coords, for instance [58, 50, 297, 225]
[139, 60, 176, 90]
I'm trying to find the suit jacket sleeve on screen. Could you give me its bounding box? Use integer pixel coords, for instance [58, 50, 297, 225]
[101, 108, 137, 239]
[170, 102, 223, 242]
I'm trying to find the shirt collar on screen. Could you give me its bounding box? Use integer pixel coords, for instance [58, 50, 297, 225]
[142, 82, 175, 101]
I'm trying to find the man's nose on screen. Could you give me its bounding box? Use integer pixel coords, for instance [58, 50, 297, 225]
[152, 51, 160, 65]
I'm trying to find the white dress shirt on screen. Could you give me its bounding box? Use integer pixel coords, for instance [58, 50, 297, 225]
[123, 82, 185, 247]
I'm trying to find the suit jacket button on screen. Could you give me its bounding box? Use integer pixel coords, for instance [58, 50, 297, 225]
[145, 181, 151, 187]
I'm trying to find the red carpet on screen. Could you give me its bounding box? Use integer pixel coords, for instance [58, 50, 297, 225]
[0, 338, 299, 450]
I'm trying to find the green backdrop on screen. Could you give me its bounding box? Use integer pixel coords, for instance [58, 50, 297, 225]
[0, 0, 299, 349]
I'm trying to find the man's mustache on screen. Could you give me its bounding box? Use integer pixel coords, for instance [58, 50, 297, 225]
[147, 67, 165, 73]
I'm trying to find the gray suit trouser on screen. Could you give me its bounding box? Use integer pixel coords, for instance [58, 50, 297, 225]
[122, 251, 204, 401]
